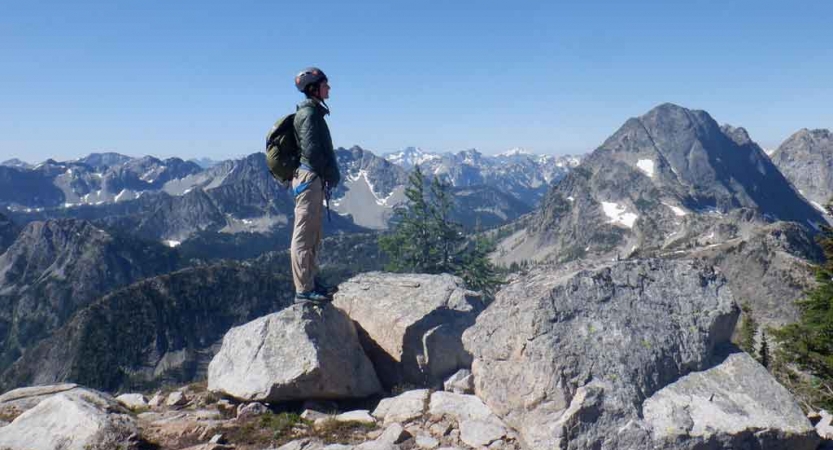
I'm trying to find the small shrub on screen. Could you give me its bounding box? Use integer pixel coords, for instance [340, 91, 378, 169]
[312, 419, 377, 445]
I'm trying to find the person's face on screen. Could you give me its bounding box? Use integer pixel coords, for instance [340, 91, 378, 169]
[317, 80, 330, 100]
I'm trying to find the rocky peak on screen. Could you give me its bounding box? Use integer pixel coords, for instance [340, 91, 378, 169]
[77, 152, 133, 170]
[771, 128, 833, 207]
[721, 124, 753, 146]
[497, 103, 826, 265]
[0, 159, 33, 170]
[384, 146, 442, 170]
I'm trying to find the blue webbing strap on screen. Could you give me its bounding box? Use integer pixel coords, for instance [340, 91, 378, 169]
[293, 181, 311, 197]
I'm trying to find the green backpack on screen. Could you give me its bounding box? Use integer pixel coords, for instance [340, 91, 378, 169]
[265, 113, 300, 184]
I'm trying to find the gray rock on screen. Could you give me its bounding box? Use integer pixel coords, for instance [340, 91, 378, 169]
[464, 259, 737, 449]
[336, 410, 376, 425]
[301, 409, 329, 421]
[115, 393, 148, 410]
[323, 445, 353, 450]
[429, 392, 508, 447]
[209, 433, 225, 444]
[237, 402, 269, 419]
[644, 351, 818, 449]
[817, 410, 833, 439]
[276, 439, 312, 450]
[415, 434, 440, 449]
[166, 390, 188, 407]
[0, 383, 80, 418]
[208, 304, 381, 402]
[459, 418, 506, 448]
[429, 391, 498, 423]
[0, 388, 136, 450]
[443, 369, 473, 394]
[428, 420, 453, 437]
[377, 422, 410, 445]
[148, 392, 165, 407]
[333, 272, 485, 387]
[372, 389, 429, 426]
[464, 259, 818, 449]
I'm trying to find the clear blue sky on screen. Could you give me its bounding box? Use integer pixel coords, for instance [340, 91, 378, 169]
[1, 0, 831, 163]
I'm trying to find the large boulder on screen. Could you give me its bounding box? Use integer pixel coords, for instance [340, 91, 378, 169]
[333, 272, 486, 387]
[0, 383, 82, 419]
[644, 351, 818, 449]
[0, 385, 137, 450]
[208, 303, 381, 402]
[463, 259, 817, 449]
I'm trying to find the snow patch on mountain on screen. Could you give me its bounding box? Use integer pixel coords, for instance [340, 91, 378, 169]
[384, 147, 441, 169]
[663, 202, 687, 217]
[637, 159, 655, 177]
[498, 147, 534, 157]
[601, 201, 638, 228]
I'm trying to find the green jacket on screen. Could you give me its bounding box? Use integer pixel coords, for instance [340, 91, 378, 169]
[294, 99, 340, 186]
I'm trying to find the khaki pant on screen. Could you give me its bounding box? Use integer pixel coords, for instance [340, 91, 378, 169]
[291, 169, 324, 293]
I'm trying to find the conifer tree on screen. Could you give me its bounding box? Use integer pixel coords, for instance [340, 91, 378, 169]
[772, 202, 833, 408]
[379, 165, 434, 272]
[739, 303, 759, 355]
[759, 330, 770, 369]
[379, 165, 503, 296]
[429, 176, 463, 274]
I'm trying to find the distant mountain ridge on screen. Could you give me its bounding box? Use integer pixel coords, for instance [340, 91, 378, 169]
[770, 128, 833, 210]
[384, 147, 581, 205]
[0, 219, 179, 369]
[3, 145, 558, 241]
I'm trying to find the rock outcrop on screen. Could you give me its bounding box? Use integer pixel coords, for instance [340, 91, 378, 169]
[333, 272, 486, 387]
[208, 303, 381, 402]
[0, 384, 137, 450]
[692, 221, 822, 328]
[463, 258, 817, 449]
[644, 351, 818, 449]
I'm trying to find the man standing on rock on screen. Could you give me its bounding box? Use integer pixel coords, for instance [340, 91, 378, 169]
[291, 67, 341, 302]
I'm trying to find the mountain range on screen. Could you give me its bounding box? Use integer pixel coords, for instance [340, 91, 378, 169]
[1, 145, 574, 248]
[385, 146, 580, 203]
[1, 102, 832, 394]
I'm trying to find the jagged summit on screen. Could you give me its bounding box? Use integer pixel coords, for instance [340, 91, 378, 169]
[771, 128, 833, 208]
[495, 103, 826, 264]
[0, 159, 33, 170]
[77, 152, 133, 169]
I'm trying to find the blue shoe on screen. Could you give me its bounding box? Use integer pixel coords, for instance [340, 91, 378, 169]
[314, 279, 338, 296]
[295, 290, 332, 303]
